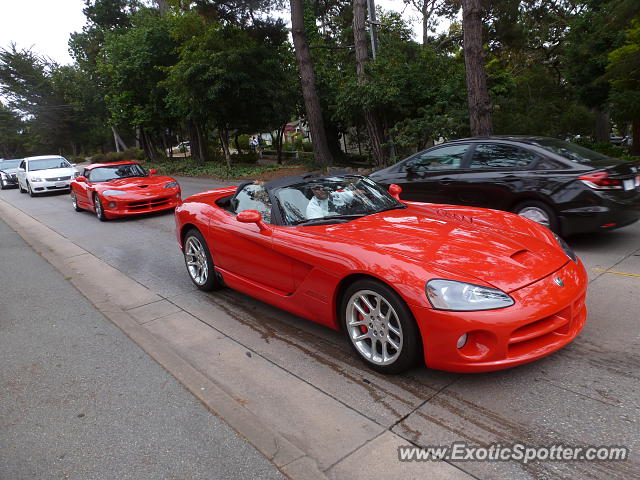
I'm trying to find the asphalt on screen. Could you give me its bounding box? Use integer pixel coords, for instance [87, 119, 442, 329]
[0, 176, 639, 479]
[0, 216, 283, 480]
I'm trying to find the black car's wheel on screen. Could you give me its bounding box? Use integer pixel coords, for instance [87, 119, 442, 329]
[183, 229, 223, 292]
[341, 279, 421, 374]
[514, 200, 558, 232]
[71, 191, 82, 212]
[27, 181, 36, 197]
[94, 194, 107, 221]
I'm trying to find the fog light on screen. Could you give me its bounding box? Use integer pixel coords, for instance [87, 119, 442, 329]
[108, 202, 116, 208]
[456, 333, 468, 349]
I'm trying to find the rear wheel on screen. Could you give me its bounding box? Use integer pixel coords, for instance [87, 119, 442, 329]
[513, 200, 558, 232]
[94, 194, 107, 221]
[183, 229, 223, 291]
[341, 279, 421, 374]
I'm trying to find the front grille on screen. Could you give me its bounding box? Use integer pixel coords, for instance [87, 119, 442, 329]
[507, 294, 586, 357]
[45, 176, 71, 181]
[127, 197, 171, 211]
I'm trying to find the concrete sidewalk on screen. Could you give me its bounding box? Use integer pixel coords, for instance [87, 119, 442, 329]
[0, 217, 283, 480]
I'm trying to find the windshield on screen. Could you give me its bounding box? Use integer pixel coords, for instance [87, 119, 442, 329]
[28, 157, 71, 171]
[0, 159, 21, 169]
[89, 164, 147, 182]
[275, 176, 404, 225]
[532, 138, 612, 164]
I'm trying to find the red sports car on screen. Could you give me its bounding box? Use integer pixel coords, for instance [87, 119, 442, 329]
[70, 161, 181, 221]
[174, 174, 587, 374]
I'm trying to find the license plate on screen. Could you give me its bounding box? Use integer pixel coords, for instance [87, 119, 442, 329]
[55, 182, 67, 188]
[623, 179, 634, 191]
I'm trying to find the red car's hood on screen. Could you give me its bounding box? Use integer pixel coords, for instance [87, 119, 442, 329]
[95, 175, 175, 191]
[320, 206, 568, 293]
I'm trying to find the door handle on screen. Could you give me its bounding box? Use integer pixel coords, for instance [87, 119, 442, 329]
[439, 178, 454, 185]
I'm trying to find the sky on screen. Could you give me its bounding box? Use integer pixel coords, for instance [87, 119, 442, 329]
[0, 0, 422, 66]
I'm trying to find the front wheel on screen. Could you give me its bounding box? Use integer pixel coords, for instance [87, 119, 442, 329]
[183, 229, 223, 291]
[513, 200, 558, 232]
[71, 191, 82, 212]
[341, 279, 421, 374]
[27, 182, 36, 197]
[18, 180, 26, 193]
[94, 194, 107, 221]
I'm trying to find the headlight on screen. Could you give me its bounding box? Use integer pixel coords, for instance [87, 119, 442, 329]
[553, 233, 577, 262]
[426, 279, 514, 311]
[0, 172, 6, 178]
[164, 181, 179, 189]
[102, 189, 127, 196]
[30, 177, 43, 182]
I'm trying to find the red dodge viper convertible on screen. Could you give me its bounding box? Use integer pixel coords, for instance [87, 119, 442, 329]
[70, 161, 181, 220]
[174, 173, 587, 374]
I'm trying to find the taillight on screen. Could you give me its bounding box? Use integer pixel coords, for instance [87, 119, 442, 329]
[578, 171, 623, 190]
[636, 175, 640, 187]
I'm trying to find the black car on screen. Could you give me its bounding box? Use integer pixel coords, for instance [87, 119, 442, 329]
[0, 158, 22, 190]
[369, 137, 640, 236]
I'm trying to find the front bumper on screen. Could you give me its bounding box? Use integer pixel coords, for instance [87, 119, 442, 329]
[102, 191, 181, 218]
[31, 179, 72, 192]
[1, 175, 18, 187]
[414, 259, 588, 373]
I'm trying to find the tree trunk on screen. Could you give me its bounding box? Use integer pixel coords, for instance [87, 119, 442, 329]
[462, 0, 492, 136]
[593, 108, 610, 143]
[234, 134, 242, 154]
[275, 124, 286, 164]
[632, 119, 640, 156]
[290, 0, 332, 170]
[353, 0, 387, 167]
[219, 125, 232, 168]
[111, 126, 127, 152]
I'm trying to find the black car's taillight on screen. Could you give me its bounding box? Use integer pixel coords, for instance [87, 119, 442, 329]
[578, 171, 623, 190]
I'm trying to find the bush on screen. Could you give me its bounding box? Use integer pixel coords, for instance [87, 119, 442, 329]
[140, 157, 286, 179]
[122, 146, 145, 160]
[233, 151, 259, 164]
[302, 141, 314, 152]
[90, 153, 106, 163]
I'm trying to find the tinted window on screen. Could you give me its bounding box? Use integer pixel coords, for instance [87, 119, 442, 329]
[470, 144, 537, 169]
[232, 183, 272, 223]
[406, 145, 469, 171]
[532, 138, 611, 164]
[535, 158, 565, 170]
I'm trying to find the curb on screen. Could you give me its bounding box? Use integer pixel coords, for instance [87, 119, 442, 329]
[0, 198, 327, 480]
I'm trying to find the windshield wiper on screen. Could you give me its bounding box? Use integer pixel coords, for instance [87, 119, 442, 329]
[372, 204, 407, 214]
[293, 213, 368, 226]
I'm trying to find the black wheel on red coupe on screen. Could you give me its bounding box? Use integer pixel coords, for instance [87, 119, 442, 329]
[93, 193, 107, 221]
[183, 228, 223, 292]
[341, 279, 421, 374]
[70, 190, 82, 212]
[513, 200, 558, 232]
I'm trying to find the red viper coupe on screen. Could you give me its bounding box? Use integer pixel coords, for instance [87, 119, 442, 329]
[70, 161, 181, 221]
[175, 174, 587, 374]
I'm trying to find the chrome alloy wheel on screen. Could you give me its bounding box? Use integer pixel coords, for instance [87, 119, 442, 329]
[517, 206, 550, 228]
[345, 289, 403, 366]
[185, 236, 209, 286]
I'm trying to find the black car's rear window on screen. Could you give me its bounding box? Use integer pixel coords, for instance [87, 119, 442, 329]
[532, 138, 613, 165]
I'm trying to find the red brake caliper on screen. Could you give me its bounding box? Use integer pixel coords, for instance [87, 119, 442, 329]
[358, 301, 369, 334]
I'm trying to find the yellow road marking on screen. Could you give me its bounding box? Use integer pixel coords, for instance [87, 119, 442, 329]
[593, 268, 640, 279]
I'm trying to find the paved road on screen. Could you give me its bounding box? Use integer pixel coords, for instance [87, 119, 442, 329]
[1, 177, 639, 479]
[0, 216, 283, 480]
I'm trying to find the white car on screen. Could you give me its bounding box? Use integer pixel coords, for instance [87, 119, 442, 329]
[17, 156, 79, 197]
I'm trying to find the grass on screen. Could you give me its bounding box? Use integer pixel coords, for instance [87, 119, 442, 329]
[140, 157, 286, 179]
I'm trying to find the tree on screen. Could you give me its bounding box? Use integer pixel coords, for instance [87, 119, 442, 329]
[289, 0, 333, 168]
[461, 0, 492, 136]
[607, 18, 640, 155]
[353, 0, 386, 167]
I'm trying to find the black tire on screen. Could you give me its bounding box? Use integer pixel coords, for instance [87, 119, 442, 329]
[340, 279, 421, 374]
[70, 190, 82, 212]
[183, 228, 223, 292]
[27, 181, 36, 197]
[513, 200, 558, 233]
[93, 194, 107, 221]
[0, 178, 5, 190]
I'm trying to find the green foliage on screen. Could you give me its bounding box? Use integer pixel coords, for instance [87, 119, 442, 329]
[607, 18, 640, 122]
[141, 157, 283, 178]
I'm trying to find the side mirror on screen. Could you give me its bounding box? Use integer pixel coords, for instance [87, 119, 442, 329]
[237, 209, 270, 232]
[405, 163, 419, 173]
[149, 168, 157, 176]
[389, 184, 402, 200]
[75, 176, 87, 183]
[71, 163, 77, 167]
[18, 167, 25, 172]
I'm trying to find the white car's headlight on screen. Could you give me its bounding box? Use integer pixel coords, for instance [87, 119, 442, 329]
[30, 177, 43, 182]
[426, 279, 514, 311]
[102, 190, 127, 196]
[553, 233, 577, 263]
